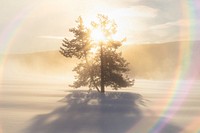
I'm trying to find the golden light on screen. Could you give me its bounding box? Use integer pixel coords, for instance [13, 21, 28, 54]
[89, 47, 98, 54]
[90, 28, 106, 42]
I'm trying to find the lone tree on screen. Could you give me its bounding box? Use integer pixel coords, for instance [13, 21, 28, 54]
[60, 14, 134, 93]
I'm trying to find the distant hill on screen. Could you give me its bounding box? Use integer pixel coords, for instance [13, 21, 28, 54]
[122, 41, 200, 79]
[2, 41, 200, 80]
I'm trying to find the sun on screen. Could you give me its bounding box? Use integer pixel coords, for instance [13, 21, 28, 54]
[89, 28, 107, 54]
[90, 28, 106, 42]
[90, 47, 98, 54]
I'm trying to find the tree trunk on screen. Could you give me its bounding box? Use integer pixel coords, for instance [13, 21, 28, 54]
[100, 43, 105, 93]
[84, 51, 100, 92]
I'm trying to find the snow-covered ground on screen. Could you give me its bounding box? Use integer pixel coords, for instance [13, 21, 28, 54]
[0, 76, 200, 133]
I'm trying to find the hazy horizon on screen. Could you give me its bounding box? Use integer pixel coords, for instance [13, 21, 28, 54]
[0, 40, 200, 55]
[1, 41, 200, 81]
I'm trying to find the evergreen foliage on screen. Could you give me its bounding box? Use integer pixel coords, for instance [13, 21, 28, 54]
[60, 14, 134, 92]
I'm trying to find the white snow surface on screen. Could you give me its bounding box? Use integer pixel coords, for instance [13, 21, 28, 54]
[0, 75, 200, 133]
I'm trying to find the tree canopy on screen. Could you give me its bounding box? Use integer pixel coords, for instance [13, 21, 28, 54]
[60, 14, 134, 93]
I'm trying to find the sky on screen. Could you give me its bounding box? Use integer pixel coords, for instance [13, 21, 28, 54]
[0, 0, 199, 53]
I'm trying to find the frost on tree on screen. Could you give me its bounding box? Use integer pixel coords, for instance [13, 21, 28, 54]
[60, 14, 134, 93]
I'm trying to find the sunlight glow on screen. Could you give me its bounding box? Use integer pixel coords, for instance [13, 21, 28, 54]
[90, 47, 98, 54]
[91, 28, 106, 42]
[83, 4, 147, 45]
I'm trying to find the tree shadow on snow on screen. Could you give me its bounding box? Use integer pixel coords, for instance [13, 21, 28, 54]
[25, 90, 183, 133]
[25, 91, 144, 133]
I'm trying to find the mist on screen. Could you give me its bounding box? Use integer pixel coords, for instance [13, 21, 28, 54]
[122, 41, 200, 80]
[1, 51, 76, 84]
[2, 41, 200, 84]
